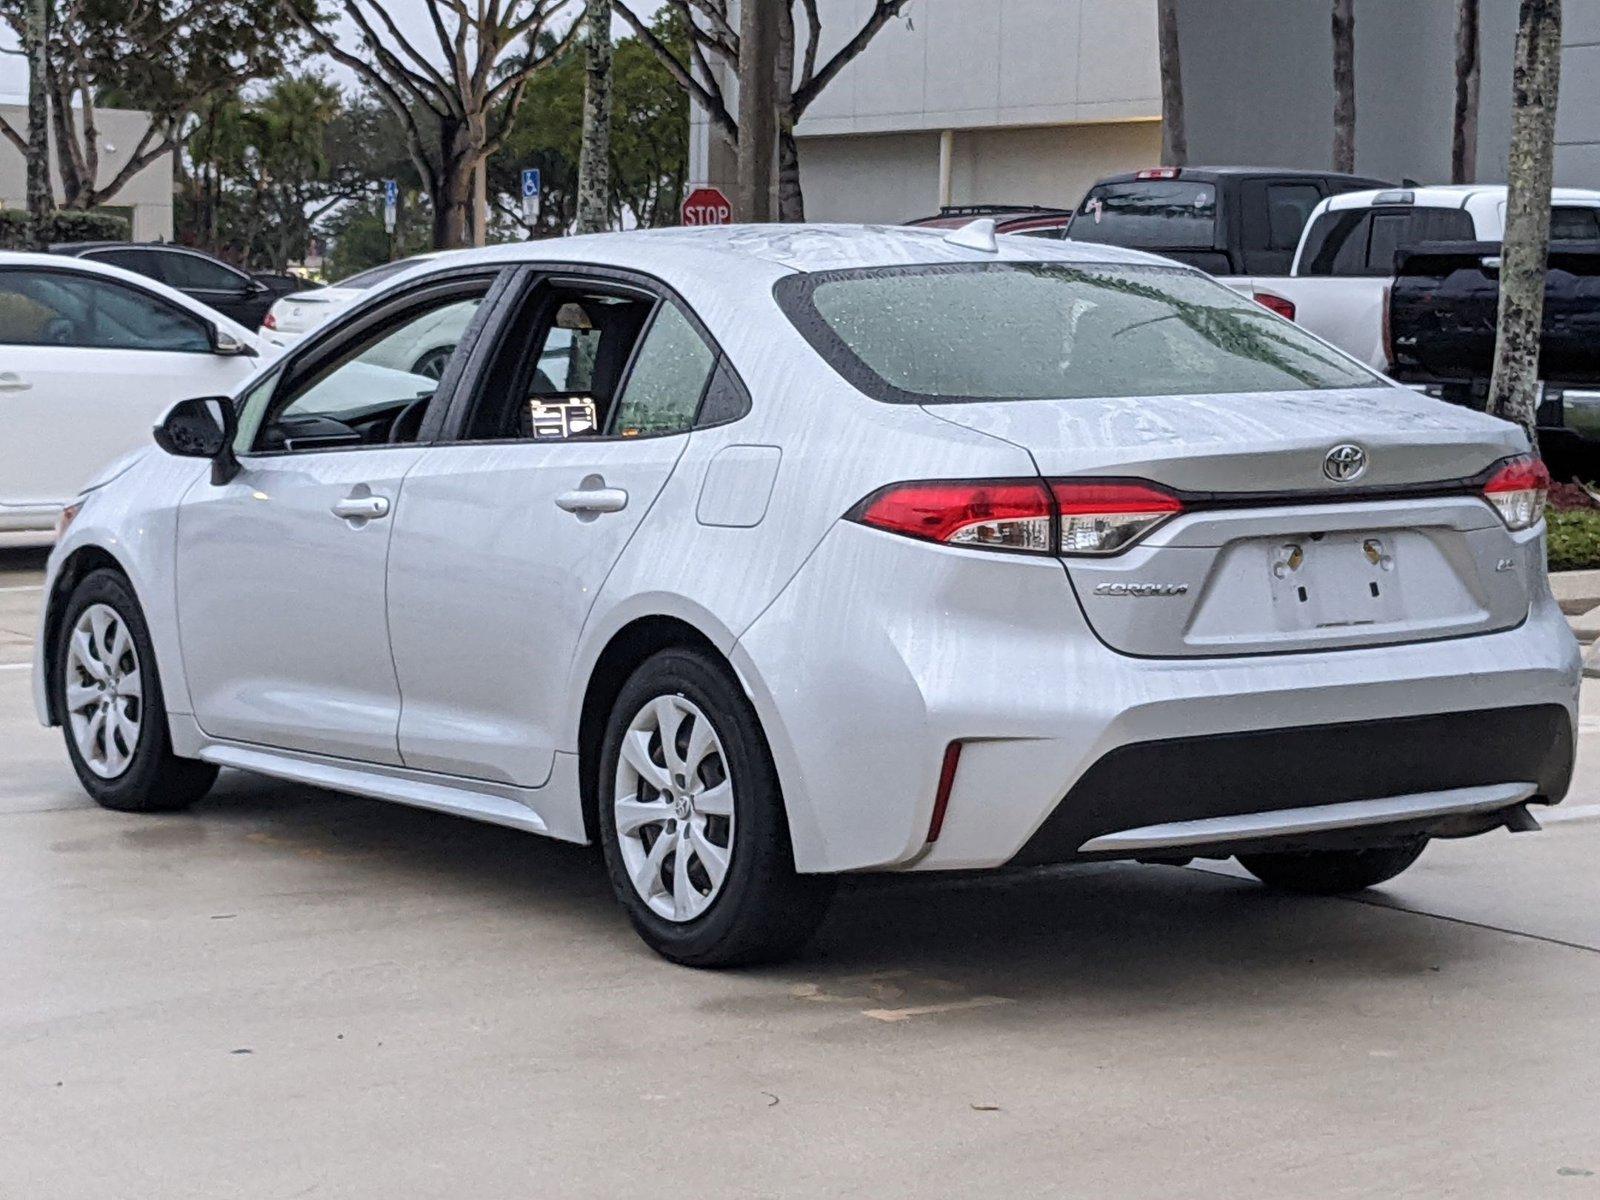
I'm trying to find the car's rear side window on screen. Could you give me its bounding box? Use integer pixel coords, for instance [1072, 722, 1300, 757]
[775, 262, 1377, 405]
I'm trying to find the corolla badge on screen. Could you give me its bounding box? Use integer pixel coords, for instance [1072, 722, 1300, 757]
[1323, 443, 1368, 483]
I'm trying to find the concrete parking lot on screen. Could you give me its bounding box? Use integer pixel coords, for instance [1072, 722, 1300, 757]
[4, 536, 1600, 1199]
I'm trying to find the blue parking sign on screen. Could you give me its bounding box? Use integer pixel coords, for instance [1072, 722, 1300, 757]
[384, 179, 399, 205]
[522, 168, 541, 199]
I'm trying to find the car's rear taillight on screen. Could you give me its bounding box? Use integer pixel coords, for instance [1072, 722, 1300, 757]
[1253, 292, 1296, 321]
[848, 479, 1055, 553]
[1482, 454, 1549, 531]
[1051, 480, 1184, 555]
[848, 478, 1184, 556]
[262, 311, 277, 330]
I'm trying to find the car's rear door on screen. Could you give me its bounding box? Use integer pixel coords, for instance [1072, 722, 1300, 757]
[385, 267, 732, 805]
[173, 271, 500, 762]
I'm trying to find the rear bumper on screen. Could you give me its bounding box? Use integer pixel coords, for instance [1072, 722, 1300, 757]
[735, 521, 1581, 874]
[1011, 705, 1570, 865]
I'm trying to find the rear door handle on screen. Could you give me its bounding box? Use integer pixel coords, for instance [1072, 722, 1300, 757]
[0, 372, 32, 392]
[331, 494, 390, 522]
[555, 486, 628, 515]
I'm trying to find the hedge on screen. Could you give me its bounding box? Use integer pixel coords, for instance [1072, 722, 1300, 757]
[0, 209, 130, 249]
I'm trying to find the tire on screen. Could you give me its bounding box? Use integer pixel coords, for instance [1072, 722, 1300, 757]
[53, 569, 218, 813]
[597, 648, 833, 967]
[1238, 841, 1427, 895]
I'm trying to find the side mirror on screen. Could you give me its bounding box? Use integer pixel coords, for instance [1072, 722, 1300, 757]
[210, 324, 259, 358]
[153, 397, 241, 485]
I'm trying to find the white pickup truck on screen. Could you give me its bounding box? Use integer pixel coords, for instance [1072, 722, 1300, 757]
[1243, 184, 1600, 370]
[1068, 174, 1600, 372]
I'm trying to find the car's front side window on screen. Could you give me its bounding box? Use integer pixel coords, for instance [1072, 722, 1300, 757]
[0, 269, 211, 352]
[245, 291, 485, 454]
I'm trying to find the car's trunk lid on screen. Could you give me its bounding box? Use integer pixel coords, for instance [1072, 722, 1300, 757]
[926, 387, 1535, 657]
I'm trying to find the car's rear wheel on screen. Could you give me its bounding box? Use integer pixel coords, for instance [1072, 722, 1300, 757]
[54, 569, 217, 813]
[1237, 841, 1427, 895]
[597, 648, 833, 967]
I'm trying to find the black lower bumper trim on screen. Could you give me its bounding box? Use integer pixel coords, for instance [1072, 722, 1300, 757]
[1010, 705, 1574, 866]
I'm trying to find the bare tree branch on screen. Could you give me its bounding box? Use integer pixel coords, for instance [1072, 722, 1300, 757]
[793, 0, 910, 115]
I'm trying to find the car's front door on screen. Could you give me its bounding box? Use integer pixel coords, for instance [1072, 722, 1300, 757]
[386, 271, 730, 791]
[0, 265, 251, 513]
[174, 275, 496, 762]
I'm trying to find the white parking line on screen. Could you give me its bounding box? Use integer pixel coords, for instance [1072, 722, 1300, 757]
[0, 584, 42, 593]
[0, 662, 31, 671]
[1542, 803, 1600, 825]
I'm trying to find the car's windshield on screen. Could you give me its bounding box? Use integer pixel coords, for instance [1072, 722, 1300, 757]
[1069, 181, 1219, 248]
[776, 261, 1379, 404]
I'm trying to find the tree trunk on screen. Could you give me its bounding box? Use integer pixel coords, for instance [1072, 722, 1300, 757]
[1488, 0, 1563, 446]
[1157, 0, 1187, 168]
[1452, 0, 1482, 183]
[434, 122, 475, 249]
[736, 0, 777, 222]
[576, 0, 613, 235]
[773, 4, 802, 221]
[777, 128, 804, 221]
[23, 0, 51, 247]
[1331, 0, 1357, 173]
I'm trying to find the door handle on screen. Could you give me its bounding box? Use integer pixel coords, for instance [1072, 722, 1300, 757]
[331, 494, 390, 521]
[555, 486, 628, 515]
[0, 372, 32, 392]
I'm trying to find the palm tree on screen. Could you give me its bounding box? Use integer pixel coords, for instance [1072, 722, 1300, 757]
[1452, 0, 1481, 183]
[1331, 0, 1356, 173]
[1488, 0, 1563, 445]
[1157, 0, 1187, 168]
[576, 0, 613, 234]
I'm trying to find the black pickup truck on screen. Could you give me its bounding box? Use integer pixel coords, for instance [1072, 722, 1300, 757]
[1388, 241, 1600, 461]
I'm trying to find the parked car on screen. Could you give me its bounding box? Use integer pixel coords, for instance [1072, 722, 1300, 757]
[50, 242, 296, 329]
[0, 252, 263, 533]
[1066, 166, 1391, 276]
[906, 204, 1076, 238]
[34, 224, 1578, 966]
[1240, 184, 1600, 371]
[261, 253, 447, 348]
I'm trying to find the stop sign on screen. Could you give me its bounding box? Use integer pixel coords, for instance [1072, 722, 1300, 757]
[681, 186, 733, 226]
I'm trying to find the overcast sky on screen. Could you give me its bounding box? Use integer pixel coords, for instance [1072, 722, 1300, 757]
[0, 1, 664, 102]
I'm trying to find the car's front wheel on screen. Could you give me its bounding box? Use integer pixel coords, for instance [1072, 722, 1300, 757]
[54, 569, 218, 813]
[1237, 841, 1427, 895]
[597, 648, 833, 967]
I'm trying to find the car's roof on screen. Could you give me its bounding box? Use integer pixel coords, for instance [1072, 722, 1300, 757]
[1323, 184, 1600, 212]
[406, 223, 1169, 284]
[50, 241, 209, 255]
[1094, 166, 1390, 184]
[0, 250, 258, 342]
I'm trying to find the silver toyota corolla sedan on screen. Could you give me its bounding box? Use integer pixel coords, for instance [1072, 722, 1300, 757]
[33, 223, 1580, 965]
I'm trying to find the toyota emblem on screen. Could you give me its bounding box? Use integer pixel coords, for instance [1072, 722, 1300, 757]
[1323, 443, 1367, 483]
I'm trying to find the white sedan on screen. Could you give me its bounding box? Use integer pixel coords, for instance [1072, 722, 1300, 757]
[261, 254, 464, 375]
[33, 225, 1579, 966]
[0, 252, 263, 532]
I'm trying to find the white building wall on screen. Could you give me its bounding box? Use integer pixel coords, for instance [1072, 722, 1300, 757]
[0, 103, 174, 240]
[686, 0, 1163, 223]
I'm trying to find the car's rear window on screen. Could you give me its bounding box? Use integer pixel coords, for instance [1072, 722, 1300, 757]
[775, 262, 1379, 404]
[1069, 181, 1219, 249]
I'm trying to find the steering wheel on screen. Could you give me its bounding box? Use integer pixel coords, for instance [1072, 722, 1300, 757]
[390, 395, 432, 444]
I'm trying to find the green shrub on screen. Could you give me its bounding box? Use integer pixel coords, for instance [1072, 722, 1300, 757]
[1546, 508, 1600, 572]
[0, 209, 130, 249]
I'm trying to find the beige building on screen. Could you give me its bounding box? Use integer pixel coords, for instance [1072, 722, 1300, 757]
[0, 100, 174, 241]
[689, 0, 1163, 223]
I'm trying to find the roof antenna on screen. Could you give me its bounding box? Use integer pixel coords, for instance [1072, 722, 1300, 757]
[944, 217, 998, 253]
